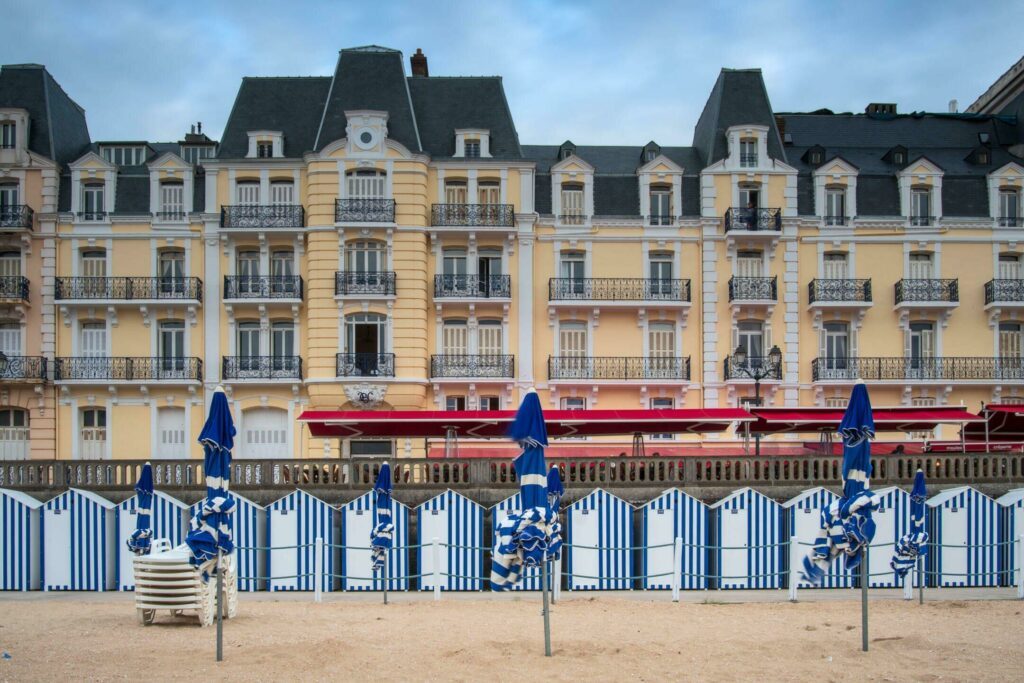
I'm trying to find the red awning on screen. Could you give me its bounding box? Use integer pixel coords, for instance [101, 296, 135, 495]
[748, 406, 983, 434]
[963, 404, 1024, 441]
[800, 441, 926, 456]
[925, 440, 1024, 453]
[298, 408, 753, 439]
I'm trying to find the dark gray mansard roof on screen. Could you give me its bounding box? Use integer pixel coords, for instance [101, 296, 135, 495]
[693, 69, 786, 166]
[0, 64, 91, 165]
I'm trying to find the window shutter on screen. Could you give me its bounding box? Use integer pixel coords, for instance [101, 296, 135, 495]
[851, 328, 859, 358]
[764, 324, 772, 353]
[818, 327, 827, 359]
[903, 327, 912, 358]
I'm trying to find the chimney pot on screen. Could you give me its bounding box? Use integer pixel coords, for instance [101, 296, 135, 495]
[197, 122, 202, 134]
[411, 48, 429, 77]
[948, 99, 959, 113]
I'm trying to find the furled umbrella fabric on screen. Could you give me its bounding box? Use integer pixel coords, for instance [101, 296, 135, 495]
[891, 469, 928, 578]
[185, 388, 237, 577]
[126, 462, 154, 555]
[547, 466, 564, 560]
[801, 382, 880, 585]
[370, 462, 393, 572]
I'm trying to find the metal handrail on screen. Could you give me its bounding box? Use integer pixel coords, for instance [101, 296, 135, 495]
[54, 277, 203, 301]
[548, 356, 690, 380]
[548, 278, 690, 302]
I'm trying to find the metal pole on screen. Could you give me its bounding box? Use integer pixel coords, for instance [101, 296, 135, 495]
[553, 556, 562, 603]
[672, 536, 682, 602]
[542, 553, 552, 657]
[918, 555, 924, 605]
[314, 536, 323, 604]
[216, 550, 224, 662]
[432, 536, 442, 601]
[754, 378, 761, 458]
[383, 553, 388, 605]
[861, 546, 869, 652]
[788, 535, 799, 602]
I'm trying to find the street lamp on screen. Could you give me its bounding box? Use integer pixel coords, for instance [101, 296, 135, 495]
[0, 351, 8, 375]
[733, 344, 783, 457]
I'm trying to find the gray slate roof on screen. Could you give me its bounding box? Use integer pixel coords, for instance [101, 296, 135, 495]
[408, 76, 521, 158]
[693, 69, 786, 166]
[0, 64, 91, 165]
[218, 77, 331, 158]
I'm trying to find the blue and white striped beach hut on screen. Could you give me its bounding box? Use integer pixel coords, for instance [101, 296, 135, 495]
[865, 486, 912, 588]
[340, 491, 410, 591]
[783, 487, 850, 589]
[641, 489, 708, 590]
[926, 486, 999, 587]
[267, 490, 335, 592]
[1, 489, 43, 590]
[193, 493, 265, 591]
[116, 490, 190, 590]
[567, 489, 634, 590]
[710, 488, 782, 590]
[490, 492, 547, 590]
[42, 489, 117, 591]
[996, 489, 1024, 588]
[417, 489, 484, 591]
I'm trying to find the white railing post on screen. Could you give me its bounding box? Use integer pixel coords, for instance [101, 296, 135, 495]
[671, 536, 682, 603]
[903, 564, 913, 601]
[1018, 534, 1024, 600]
[553, 556, 562, 603]
[432, 536, 442, 602]
[788, 535, 799, 602]
[314, 536, 324, 603]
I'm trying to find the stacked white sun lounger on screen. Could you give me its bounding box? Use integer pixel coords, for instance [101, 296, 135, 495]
[132, 540, 237, 626]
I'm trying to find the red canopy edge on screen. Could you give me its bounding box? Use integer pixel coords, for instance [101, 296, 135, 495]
[748, 405, 983, 434]
[297, 408, 753, 439]
[963, 404, 1024, 441]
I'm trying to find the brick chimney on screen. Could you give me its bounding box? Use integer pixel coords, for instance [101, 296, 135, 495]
[411, 48, 429, 77]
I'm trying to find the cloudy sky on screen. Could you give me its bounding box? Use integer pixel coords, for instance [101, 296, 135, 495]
[5, 0, 1022, 146]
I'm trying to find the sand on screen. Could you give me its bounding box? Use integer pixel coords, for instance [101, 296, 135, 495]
[0, 593, 1021, 681]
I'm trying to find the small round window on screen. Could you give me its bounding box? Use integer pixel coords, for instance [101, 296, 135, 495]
[360, 131, 373, 144]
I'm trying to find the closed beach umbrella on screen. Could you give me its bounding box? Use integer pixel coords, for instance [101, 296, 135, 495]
[126, 462, 153, 555]
[186, 387, 237, 572]
[547, 465, 564, 560]
[371, 462, 393, 572]
[891, 469, 928, 578]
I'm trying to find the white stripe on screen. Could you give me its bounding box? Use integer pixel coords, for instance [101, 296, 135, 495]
[519, 474, 547, 487]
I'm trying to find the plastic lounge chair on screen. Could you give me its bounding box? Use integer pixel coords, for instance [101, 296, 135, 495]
[133, 539, 238, 626]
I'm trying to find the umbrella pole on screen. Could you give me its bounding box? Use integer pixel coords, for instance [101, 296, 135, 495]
[216, 550, 224, 662]
[917, 555, 924, 605]
[861, 546, 868, 652]
[542, 553, 552, 657]
[383, 554, 388, 605]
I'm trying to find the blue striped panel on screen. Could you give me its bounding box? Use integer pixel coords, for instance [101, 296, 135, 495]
[998, 494, 1024, 587]
[567, 489, 634, 591]
[714, 488, 782, 590]
[191, 494, 265, 591]
[117, 492, 189, 590]
[267, 490, 335, 592]
[491, 493, 544, 591]
[784, 487, 851, 589]
[340, 491, 410, 591]
[1, 491, 41, 591]
[43, 490, 114, 591]
[928, 487, 999, 588]
[642, 489, 708, 590]
[416, 490, 484, 591]
[865, 487, 910, 588]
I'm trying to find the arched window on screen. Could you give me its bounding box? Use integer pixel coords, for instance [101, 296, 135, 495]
[0, 408, 29, 460]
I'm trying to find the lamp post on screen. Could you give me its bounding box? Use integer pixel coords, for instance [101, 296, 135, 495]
[732, 344, 783, 457]
[0, 351, 8, 376]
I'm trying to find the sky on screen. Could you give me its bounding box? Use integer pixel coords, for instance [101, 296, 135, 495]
[4, 0, 1023, 147]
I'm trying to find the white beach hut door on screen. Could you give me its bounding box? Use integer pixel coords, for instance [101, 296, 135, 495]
[418, 505, 450, 590]
[869, 500, 897, 587]
[155, 407, 185, 459]
[44, 507, 71, 589]
[570, 507, 599, 589]
[344, 503, 374, 590]
[269, 507, 298, 591]
[722, 506, 749, 588]
[645, 505, 675, 589]
[941, 506, 968, 584]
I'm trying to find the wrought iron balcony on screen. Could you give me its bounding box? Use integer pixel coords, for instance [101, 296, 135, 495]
[76, 211, 108, 222]
[224, 276, 303, 300]
[220, 204, 305, 229]
[985, 279, 1024, 305]
[434, 274, 511, 299]
[0, 356, 47, 381]
[894, 279, 958, 304]
[724, 207, 781, 232]
[0, 276, 29, 301]
[811, 356, 1024, 382]
[548, 356, 690, 381]
[558, 213, 587, 225]
[723, 356, 783, 381]
[55, 277, 203, 301]
[808, 279, 872, 304]
[998, 217, 1023, 228]
[0, 205, 33, 230]
[222, 355, 302, 380]
[335, 271, 396, 296]
[431, 203, 515, 227]
[548, 277, 690, 302]
[335, 198, 395, 223]
[336, 352, 395, 378]
[54, 357, 202, 381]
[431, 354, 514, 378]
[909, 215, 931, 227]
[728, 276, 777, 301]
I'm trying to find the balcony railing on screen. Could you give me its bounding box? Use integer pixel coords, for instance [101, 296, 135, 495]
[739, 153, 758, 167]
[431, 354, 514, 378]
[998, 217, 1023, 228]
[648, 214, 674, 226]
[724, 207, 781, 232]
[335, 271, 396, 296]
[222, 355, 302, 380]
[811, 357, 1024, 382]
[985, 279, 1024, 304]
[808, 279, 872, 304]
[220, 205, 305, 229]
[723, 356, 783, 381]
[153, 211, 187, 222]
[823, 215, 847, 226]
[558, 213, 587, 225]
[55, 277, 203, 301]
[909, 215, 931, 227]
[548, 356, 690, 381]
[895, 279, 958, 304]
[0, 205, 33, 229]
[336, 352, 395, 378]
[54, 357, 202, 381]
[431, 203, 515, 227]
[76, 211, 108, 222]
[335, 198, 396, 223]
[0, 276, 29, 301]
[548, 278, 691, 302]
[728, 276, 777, 301]
[434, 274, 511, 299]
[0, 356, 47, 381]
[224, 276, 304, 300]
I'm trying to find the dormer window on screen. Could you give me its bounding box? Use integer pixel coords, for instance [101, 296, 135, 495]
[464, 140, 481, 158]
[81, 184, 106, 221]
[159, 181, 184, 219]
[642, 142, 660, 163]
[910, 188, 931, 226]
[246, 131, 283, 158]
[740, 138, 757, 167]
[257, 142, 273, 158]
[644, 149, 656, 162]
[649, 185, 672, 225]
[1000, 189, 1021, 227]
[968, 146, 991, 165]
[0, 122, 14, 149]
[560, 183, 584, 225]
[885, 146, 908, 166]
[825, 187, 846, 225]
[181, 145, 215, 164]
[101, 145, 146, 166]
[454, 129, 490, 158]
[559, 141, 576, 161]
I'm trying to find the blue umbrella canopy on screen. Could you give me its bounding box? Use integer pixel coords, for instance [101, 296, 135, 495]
[891, 469, 929, 578]
[546, 465, 564, 560]
[126, 462, 153, 555]
[370, 462, 394, 572]
[186, 388, 237, 572]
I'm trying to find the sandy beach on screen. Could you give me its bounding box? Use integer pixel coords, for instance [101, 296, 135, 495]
[0, 592, 1021, 681]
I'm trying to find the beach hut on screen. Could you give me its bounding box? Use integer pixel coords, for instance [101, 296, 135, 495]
[1, 489, 43, 590]
[566, 489, 634, 590]
[641, 489, 708, 590]
[783, 487, 850, 589]
[340, 490, 410, 591]
[192, 493, 265, 591]
[116, 491, 190, 591]
[865, 486, 912, 588]
[996, 489, 1024, 588]
[491, 492, 548, 590]
[926, 486, 1000, 587]
[42, 489, 117, 591]
[417, 489, 484, 591]
[710, 488, 782, 590]
[267, 490, 335, 592]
